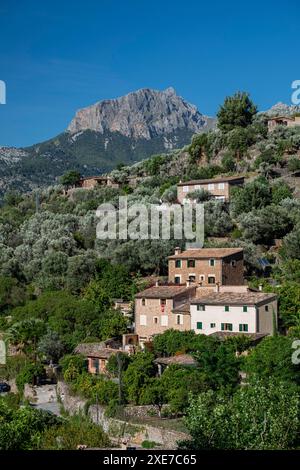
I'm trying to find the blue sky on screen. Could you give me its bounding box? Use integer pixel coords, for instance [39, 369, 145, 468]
[0, 0, 299, 147]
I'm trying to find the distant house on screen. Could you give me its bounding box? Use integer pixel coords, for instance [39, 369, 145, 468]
[177, 176, 244, 204]
[267, 115, 300, 132]
[135, 283, 197, 347]
[74, 339, 123, 375]
[168, 247, 244, 287]
[78, 175, 120, 189]
[154, 354, 197, 375]
[190, 291, 277, 336]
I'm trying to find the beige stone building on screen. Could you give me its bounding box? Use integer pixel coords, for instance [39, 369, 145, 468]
[135, 284, 197, 346]
[177, 176, 244, 204]
[267, 115, 300, 132]
[79, 175, 120, 189]
[168, 247, 244, 287]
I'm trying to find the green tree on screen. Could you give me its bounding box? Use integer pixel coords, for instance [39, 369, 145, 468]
[183, 378, 299, 450]
[123, 352, 156, 404]
[217, 91, 257, 132]
[60, 170, 81, 189]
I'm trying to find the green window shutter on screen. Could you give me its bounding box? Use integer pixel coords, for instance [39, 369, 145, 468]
[221, 323, 225, 331]
[243, 305, 248, 312]
[196, 322, 202, 330]
[229, 324, 233, 331]
[244, 324, 248, 332]
[239, 324, 242, 332]
[225, 305, 229, 312]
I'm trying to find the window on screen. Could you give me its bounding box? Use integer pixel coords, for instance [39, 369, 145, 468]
[239, 324, 248, 332]
[218, 182, 225, 190]
[208, 183, 215, 190]
[140, 315, 147, 326]
[177, 315, 183, 325]
[153, 317, 158, 324]
[196, 322, 203, 330]
[243, 305, 248, 312]
[221, 323, 233, 331]
[142, 298, 146, 306]
[183, 186, 189, 193]
[161, 315, 168, 326]
[231, 260, 237, 267]
[210, 323, 216, 328]
[194, 184, 201, 190]
[265, 305, 269, 312]
[209, 259, 215, 267]
[208, 276, 215, 284]
[199, 275, 205, 282]
[175, 259, 181, 268]
[197, 304, 205, 311]
[225, 305, 230, 312]
[174, 276, 181, 284]
[160, 299, 166, 306]
[187, 259, 195, 268]
[188, 275, 196, 282]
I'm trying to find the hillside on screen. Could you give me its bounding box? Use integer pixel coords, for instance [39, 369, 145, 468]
[0, 88, 215, 196]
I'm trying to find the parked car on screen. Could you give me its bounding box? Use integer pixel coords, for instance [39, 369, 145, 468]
[0, 382, 11, 393]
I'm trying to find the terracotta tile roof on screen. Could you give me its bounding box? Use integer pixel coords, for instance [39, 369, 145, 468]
[191, 291, 276, 306]
[86, 348, 121, 359]
[154, 354, 197, 366]
[169, 247, 243, 259]
[177, 176, 245, 186]
[135, 285, 196, 299]
[209, 331, 267, 341]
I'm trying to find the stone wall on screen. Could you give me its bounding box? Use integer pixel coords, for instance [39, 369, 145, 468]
[57, 381, 189, 449]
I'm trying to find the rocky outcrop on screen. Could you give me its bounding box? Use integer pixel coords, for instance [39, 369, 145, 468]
[264, 102, 300, 117]
[68, 87, 214, 139]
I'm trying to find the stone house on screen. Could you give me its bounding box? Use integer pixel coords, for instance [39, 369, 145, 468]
[78, 175, 120, 189]
[168, 247, 244, 287]
[177, 176, 244, 203]
[135, 284, 197, 346]
[267, 115, 300, 132]
[190, 291, 277, 336]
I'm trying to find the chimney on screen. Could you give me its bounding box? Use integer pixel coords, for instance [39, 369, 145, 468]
[174, 247, 181, 256]
[258, 284, 263, 291]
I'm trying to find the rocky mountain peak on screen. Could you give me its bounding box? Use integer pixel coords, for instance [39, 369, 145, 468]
[67, 87, 212, 140]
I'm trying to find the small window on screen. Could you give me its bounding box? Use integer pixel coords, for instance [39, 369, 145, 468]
[189, 275, 196, 282]
[239, 324, 248, 332]
[142, 298, 146, 306]
[208, 276, 215, 284]
[176, 315, 182, 325]
[140, 315, 147, 326]
[210, 323, 216, 328]
[194, 184, 201, 190]
[175, 259, 181, 268]
[153, 317, 158, 324]
[218, 182, 225, 190]
[225, 305, 230, 312]
[199, 275, 205, 282]
[174, 276, 181, 284]
[183, 186, 189, 193]
[208, 183, 215, 190]
[265, 305, 269, 312]
[209, 259, 215, 267]
[221, 323, 233, 331]
[187, 259, 195, 268]
[197, 304, 205, 311]
[231, 260, 237, 267]
[196, 322, 203, 330]
[160, 299, 166, 306]
[243, 305, 248, 312]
